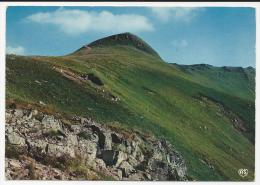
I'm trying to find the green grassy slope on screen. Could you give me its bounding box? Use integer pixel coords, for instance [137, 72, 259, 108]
[6, 33, 255, 181]
[172, 63, 255, 101]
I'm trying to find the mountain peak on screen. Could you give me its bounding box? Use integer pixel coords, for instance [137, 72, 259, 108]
[74, 33, 161, 58]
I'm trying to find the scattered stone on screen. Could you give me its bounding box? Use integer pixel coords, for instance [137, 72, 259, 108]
[8, 159, 21, 168]
[27, 139, 48, 155]
[13, 109, 24, 118]
[128, 156, 139, 167]
[7, 133, 26, 146]
[94, 158, 106, 170]
[5, 125, 13, 134]
[119, 161, 135, 177]
[81, 117, 87, 124]
[35, 80, 42, 85]
[39, 101, 46, 106]
[145, 173, 152, 180]
[70, 124, 81, 133]
[5, 112, 12, 123]
[128, 171, 145, 180]
[67, 134, 78, 146]
[47, 144, 75, 158]
[31, 110, 38, 116]
[117, 169, 123, 180]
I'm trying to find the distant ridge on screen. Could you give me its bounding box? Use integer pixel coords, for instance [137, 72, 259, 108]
[171, 63, 255, 71]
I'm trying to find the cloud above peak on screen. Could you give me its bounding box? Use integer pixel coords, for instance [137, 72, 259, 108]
[150, 7, 205, 23]
[25, 8, 154, 35]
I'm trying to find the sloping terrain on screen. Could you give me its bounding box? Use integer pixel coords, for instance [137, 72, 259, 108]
[6, 33, 255, 181]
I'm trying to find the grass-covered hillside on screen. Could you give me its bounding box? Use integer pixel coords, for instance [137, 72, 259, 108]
[6, 33, 255, 181]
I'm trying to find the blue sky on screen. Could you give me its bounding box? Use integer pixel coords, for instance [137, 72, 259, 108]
[6, 6, 256, 67]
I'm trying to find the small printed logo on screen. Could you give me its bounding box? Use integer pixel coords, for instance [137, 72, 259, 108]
[238, 169, 248, 177]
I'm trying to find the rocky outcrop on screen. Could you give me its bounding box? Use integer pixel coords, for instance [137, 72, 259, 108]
[5, 108, 187, 181]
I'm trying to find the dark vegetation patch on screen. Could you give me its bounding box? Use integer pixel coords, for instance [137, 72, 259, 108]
[222, 66, 244, 73]
[111, 133, 122, 144]
[77, 131, 92, 140]
[81, 73, 104, 86]
[142, 86, 157, 95]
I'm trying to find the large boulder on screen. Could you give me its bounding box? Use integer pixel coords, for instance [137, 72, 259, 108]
[6, 132, 27, 156]
[41, 115, 62, 131]
[115, 151, 128, 167]
[78, 140, 97, 160]
[7, 133, 26, 146]
[13, 109, 24, 118]
[100, 150, 117, 166]
[103, 132, 112, 150]
[5, 125, 13, 134]
[27, 139, 48, 156]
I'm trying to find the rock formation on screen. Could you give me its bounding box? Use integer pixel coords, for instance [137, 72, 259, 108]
[5, 108, 187, 180]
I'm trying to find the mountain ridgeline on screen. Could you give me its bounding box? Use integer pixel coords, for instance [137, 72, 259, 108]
[73, 32, 161, 59]
[6, 33, 255, 181]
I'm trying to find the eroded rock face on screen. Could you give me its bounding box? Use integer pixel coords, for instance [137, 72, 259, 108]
[5, 108, 187, 181]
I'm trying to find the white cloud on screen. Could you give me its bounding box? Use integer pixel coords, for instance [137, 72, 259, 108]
[25, 8, 154, 35]
[6, 46, 25, 55]
[150, 7, 205, 23]
[171, 39, 188, 48]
